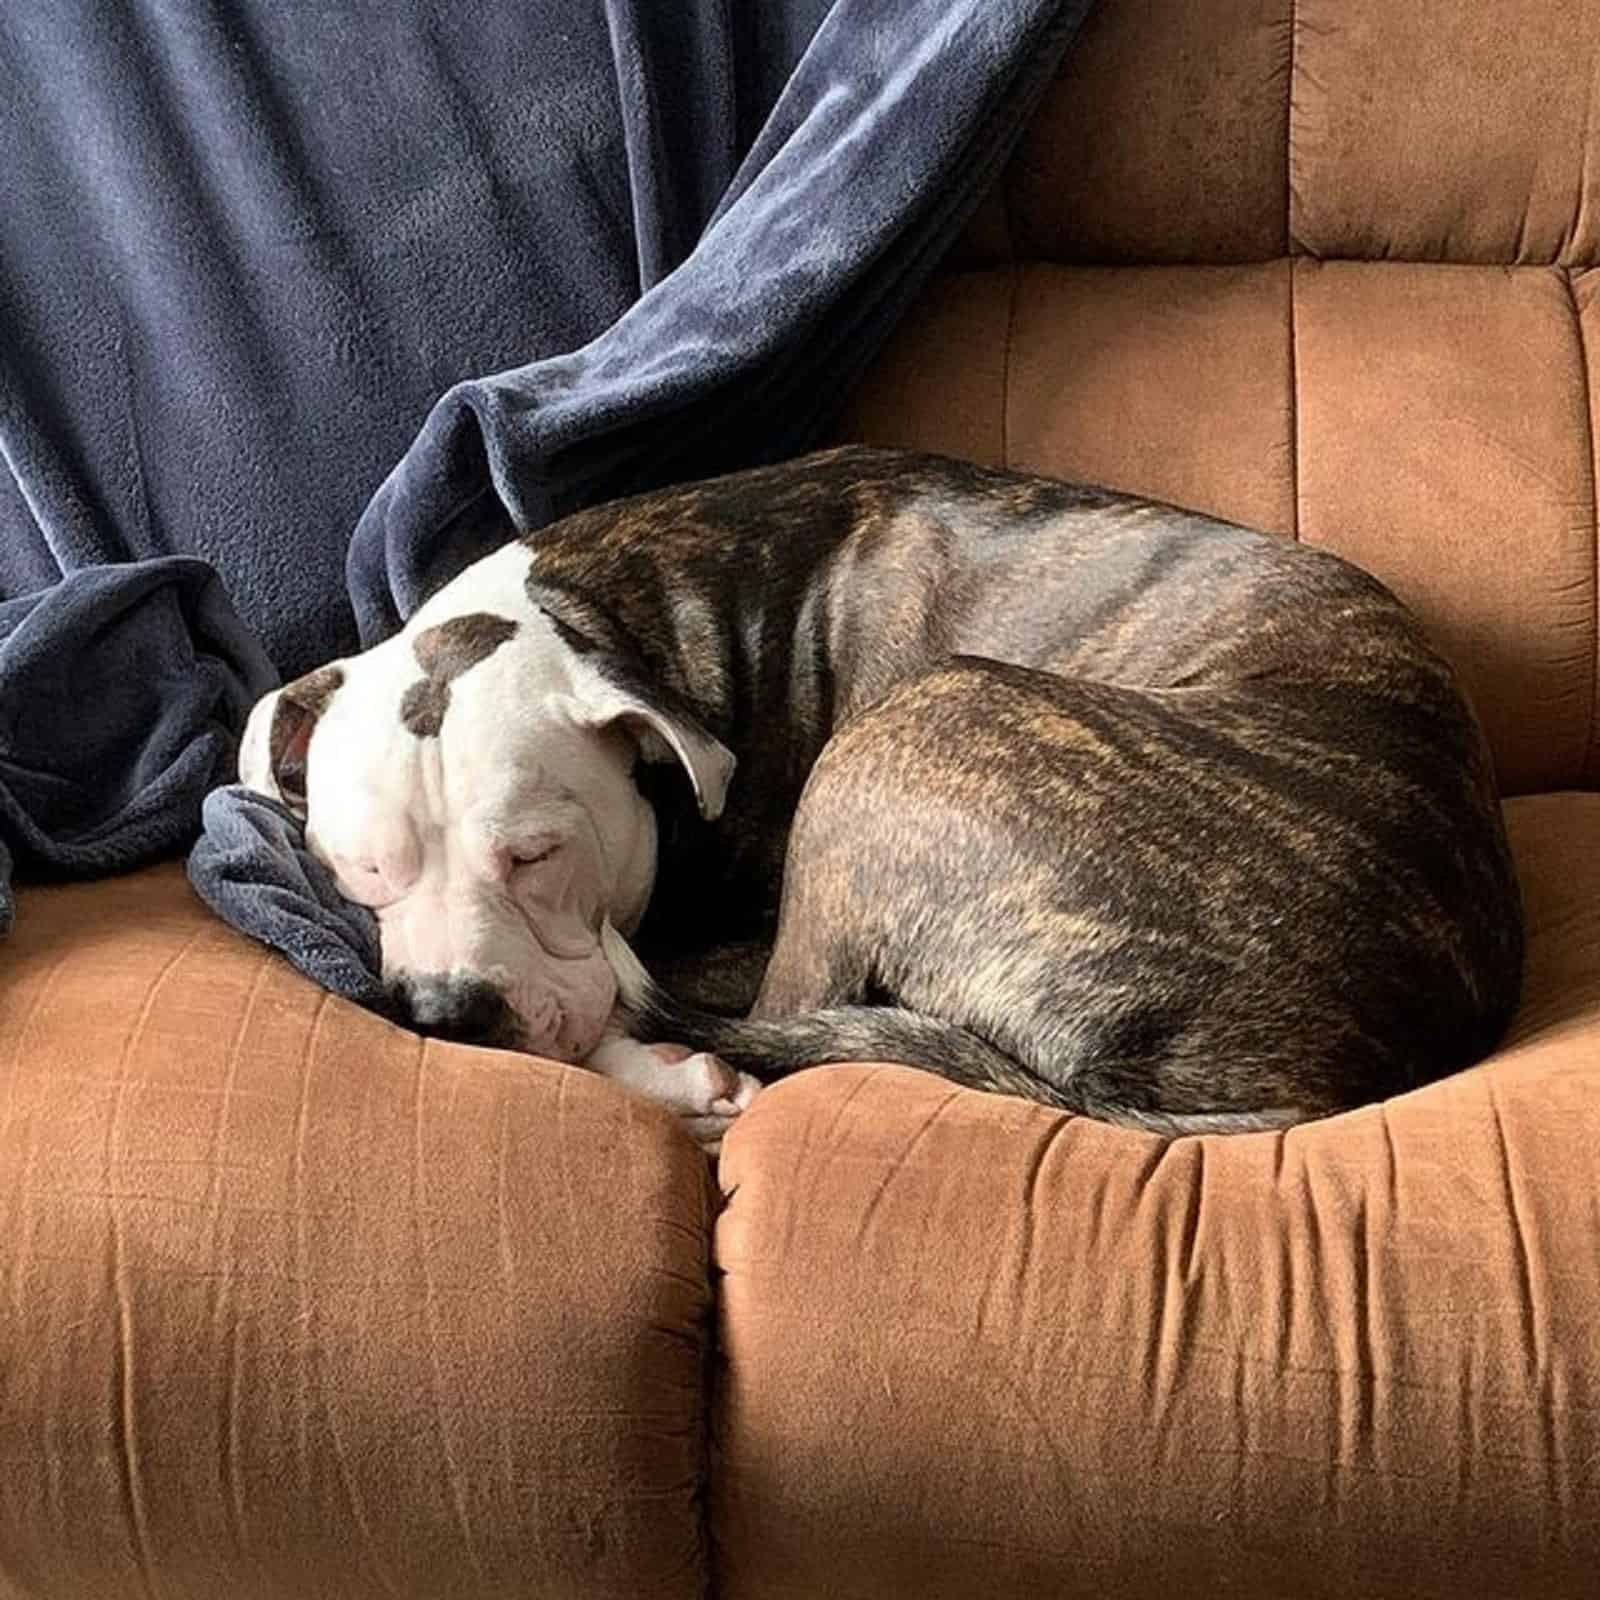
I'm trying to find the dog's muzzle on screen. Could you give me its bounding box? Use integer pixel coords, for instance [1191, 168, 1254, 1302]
[390, 973, 525, 1050]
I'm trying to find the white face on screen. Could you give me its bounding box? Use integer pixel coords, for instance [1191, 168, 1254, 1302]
[238, 543, 733, 1063]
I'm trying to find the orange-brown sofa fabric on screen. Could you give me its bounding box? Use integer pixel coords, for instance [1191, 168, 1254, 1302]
[0, 870, 714, 1599]
[853, 0, 1600, 796]
[4, 3, 1599, 1598]
[812, 0, 1600, 1591]
[713, 795, 1600, 1599]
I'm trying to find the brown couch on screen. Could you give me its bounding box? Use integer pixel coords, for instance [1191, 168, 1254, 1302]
[3, 2, 1597, 1595]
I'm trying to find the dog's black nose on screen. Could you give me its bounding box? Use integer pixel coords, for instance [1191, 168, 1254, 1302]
[393, 974, 521, 1049]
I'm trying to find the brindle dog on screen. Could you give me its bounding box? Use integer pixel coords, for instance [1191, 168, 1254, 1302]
[525, 447, 1522, 1133]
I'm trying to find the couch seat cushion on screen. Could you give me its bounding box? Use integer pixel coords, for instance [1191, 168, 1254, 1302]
[713, 791, 1600, 1600]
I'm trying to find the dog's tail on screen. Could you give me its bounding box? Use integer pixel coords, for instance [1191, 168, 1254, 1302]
[601, 926, 1297, 1136]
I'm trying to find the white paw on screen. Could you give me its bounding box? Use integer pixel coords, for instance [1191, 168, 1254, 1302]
[682, 1055, 763, 1154]
[584, 1036, 762, 1152]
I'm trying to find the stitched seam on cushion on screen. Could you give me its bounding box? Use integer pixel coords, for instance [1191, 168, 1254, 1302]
[1000, 259, 1020, 469]
[1285, 1, 1303, 540]
[699, 1158, 720, 1598]
[999, 143, 1021, 469]
[1287, 256, 1302, 542]
[1566, 268, 1600, 786]
[1286, 0, 1300, 257]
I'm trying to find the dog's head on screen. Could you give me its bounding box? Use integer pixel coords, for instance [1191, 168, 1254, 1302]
[238, 543, 734, 1061]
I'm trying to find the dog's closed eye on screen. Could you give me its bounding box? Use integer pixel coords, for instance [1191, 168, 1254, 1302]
[511, 841, 563, 868]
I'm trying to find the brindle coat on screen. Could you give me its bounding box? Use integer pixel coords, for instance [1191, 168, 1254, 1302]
[524, 445, 1519, 1130]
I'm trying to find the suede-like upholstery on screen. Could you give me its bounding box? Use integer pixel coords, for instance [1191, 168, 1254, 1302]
[846, 256, 1599, 796]
[0, 869, 713, 1600]
[4, 2, 1598, 1595]
[712, 796, 1600, 1599]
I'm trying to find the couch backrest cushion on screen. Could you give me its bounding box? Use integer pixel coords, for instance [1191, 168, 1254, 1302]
[850, 0, 1600, 794]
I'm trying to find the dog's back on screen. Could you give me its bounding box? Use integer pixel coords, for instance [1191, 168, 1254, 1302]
[604, 448, 1523, 1131]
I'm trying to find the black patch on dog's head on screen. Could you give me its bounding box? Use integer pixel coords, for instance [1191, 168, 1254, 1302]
[400, 613, 519, 738]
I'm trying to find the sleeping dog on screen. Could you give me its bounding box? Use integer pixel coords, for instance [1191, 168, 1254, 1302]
[238, 446, 1523, 1147]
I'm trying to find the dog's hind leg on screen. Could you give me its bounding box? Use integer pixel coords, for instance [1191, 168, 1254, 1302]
[614, 657, 1361, 1132]
[603, 684, 1100, 1115]
[635, 938, 775, 1015]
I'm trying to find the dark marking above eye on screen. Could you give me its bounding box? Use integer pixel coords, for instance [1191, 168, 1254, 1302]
[399, 612, 519, 738]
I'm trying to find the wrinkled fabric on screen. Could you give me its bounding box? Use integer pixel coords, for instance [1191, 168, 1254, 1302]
[187, 786, 390, 1013]
[1, 0, 1091, 977]
[0, 562, 276, 908]
[0, 2, 823, 675]
[345, 0, 1096, 644]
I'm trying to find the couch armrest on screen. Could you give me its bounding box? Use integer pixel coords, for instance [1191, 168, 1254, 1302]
[0, 866, 713, 1600]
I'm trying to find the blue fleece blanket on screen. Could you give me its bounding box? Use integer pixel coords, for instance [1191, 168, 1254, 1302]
[1, 0, 1091, 1002]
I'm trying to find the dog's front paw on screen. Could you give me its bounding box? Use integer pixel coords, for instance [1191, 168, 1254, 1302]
[585, 1037, 762, 1153]
[682, 1052, 762, 1153]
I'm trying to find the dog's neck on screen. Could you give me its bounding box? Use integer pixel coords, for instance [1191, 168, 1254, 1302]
[529, 537, 947, 947]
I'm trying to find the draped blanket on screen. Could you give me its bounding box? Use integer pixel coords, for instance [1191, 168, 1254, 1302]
[0, 0, 1092, 998]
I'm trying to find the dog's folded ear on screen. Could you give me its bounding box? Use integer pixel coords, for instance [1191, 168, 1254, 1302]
[571, 671, 735, 822]
[531, 586, 736, 821]
[237, 665, 345, 815]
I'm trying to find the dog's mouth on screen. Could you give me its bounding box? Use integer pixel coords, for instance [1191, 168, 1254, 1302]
[521, 1002, 616, 1065]
[494, 979, 621, 1065]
